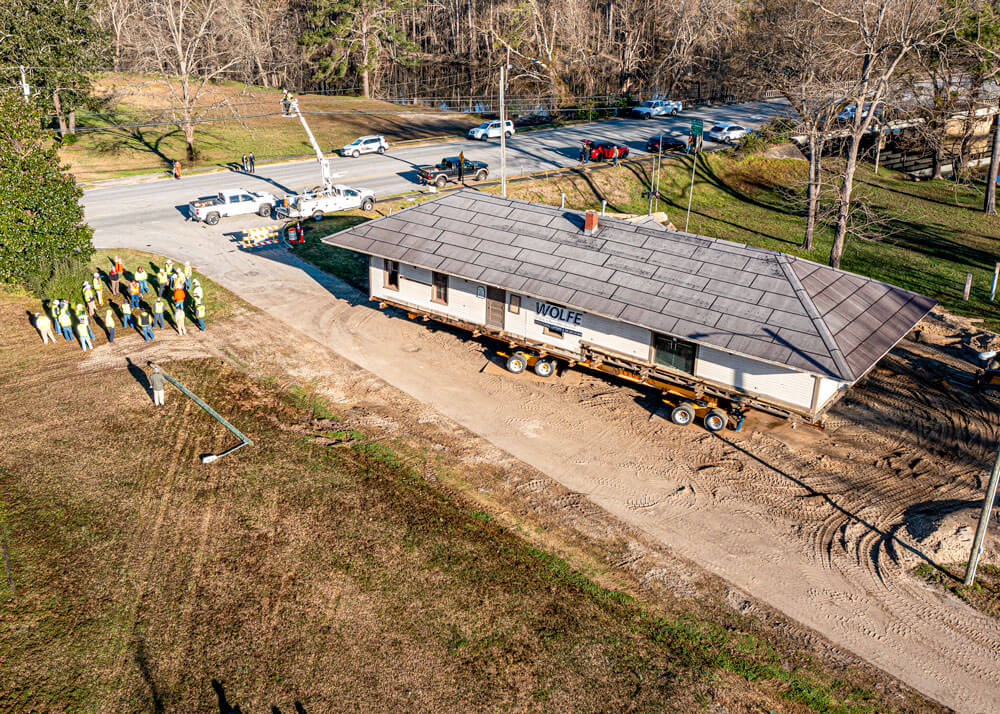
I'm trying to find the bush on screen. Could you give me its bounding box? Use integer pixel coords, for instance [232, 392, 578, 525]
[24, 255, 91, 300]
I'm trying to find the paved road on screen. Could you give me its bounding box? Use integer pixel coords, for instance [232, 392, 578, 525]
[83, 100, 790, 233]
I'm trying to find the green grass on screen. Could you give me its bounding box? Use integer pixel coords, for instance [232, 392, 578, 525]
[914, 563, 1000, 619]
[504, 153, 1000, 330]
[292, 213, 372, 290]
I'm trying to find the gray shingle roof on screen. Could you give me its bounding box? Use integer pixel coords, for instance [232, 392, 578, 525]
[323, 189, 935, 381]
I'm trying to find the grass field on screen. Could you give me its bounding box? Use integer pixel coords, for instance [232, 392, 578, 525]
[60, 74, 480, 182]
[500, 153, 1000, 330]
[0, 271, 935, 711]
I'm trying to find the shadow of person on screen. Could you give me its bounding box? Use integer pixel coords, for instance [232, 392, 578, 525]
[125, 357, 152, 399]
[211, 679, 243, 714]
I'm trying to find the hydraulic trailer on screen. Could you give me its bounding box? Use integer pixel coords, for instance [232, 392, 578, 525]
[384, 301, 826, 432]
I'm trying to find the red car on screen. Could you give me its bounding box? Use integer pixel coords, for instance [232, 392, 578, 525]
[581, 140, 630, 162]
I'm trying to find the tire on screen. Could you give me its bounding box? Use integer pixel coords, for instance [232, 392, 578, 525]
[670, 108, 678, 116]
[377, 146, 386, 154]
[312, 210, 324, 221]
[669, 402, 696, 427]
[533, 359, 555, 378]
[704, 408, 728, 433]
[435, 174, 447, 188]
[505, 131, 512, 138]
[352, 150, 360, 158]
[506, 353, 527, 374]
[205, 212, 220, 226]
[258, 204, 272, 217]
[361, 197, 374, 211]
[481, 135, 488, 141]
[475, 170, 487, 181]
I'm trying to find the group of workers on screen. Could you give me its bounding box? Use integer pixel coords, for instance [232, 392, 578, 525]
[32, 255, 208, 351]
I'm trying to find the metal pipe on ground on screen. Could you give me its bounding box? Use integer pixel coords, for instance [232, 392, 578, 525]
[157, 368, 253, 463]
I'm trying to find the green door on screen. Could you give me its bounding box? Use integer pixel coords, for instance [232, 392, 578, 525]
[652, 333, 696, 374]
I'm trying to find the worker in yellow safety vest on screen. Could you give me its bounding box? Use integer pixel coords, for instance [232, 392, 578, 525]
[156, 267, 168, 297]
[104, 305, 116, 343]
[58, 308, 73, 341]
[152, 297, 166, 329]
[92, 275, 103, 306]
[174, 306, 187, 335]
[121, 300, 133, 328]
[76, 320, 93, 351]
[195, 301, 206, 331]
[135, 266, 149, 294]
[34, 312, 55, 344]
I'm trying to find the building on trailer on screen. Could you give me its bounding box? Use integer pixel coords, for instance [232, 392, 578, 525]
[322, 189, 935, 431]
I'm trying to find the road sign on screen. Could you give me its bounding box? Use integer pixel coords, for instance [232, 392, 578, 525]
[690, 118, 704, 137]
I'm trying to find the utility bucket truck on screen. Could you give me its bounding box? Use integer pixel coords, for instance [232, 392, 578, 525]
[279, 93, 377, 218]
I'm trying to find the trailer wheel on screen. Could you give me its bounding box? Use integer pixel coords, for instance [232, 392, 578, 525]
[506, 353, 528, 374]
[533, 359, 555, 378]
[704, 408, 728, 433]
[669, 402, 696, 427]
[205, 212, 220, 226]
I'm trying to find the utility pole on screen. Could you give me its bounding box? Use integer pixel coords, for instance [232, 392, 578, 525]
[964, 440, 1000, 586]
[500, 49, 510, 198]
[19, 66, 29, 103]
[684, 119, 703, 233]
[647, 139, 657, 216]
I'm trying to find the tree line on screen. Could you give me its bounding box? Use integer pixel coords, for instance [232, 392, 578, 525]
[4, 0, 1000, 273]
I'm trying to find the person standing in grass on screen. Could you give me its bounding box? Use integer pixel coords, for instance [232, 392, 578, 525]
[183, 261, 193, 291]
[191, 279, 203, 303]
[135, 266, 149, 294]
[156, 266, 168, 297]
[150, 364, 166, 406]
[174, 306, 187, 335]
[172, 286, 186, 313]
[109, 265, 120, 297]
[79, 310, 95, 341]
[34, 312, 55, 344]
[77, 320, 93, 351]
[152, 296, 166, 329]
[128, 280, 141, 308]
[58, 306, 73, 341]
[121, 300, 133, 329]
[195, 300, 206, 331]
[137, 309, 155, 342]
[93, 273, 104, 306]
[83, 281, 96, 317]
[249, 152, 256, 173]
[104, 304, 116, 343]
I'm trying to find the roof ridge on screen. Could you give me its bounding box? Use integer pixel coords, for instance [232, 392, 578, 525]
[778, 255, 854, 381]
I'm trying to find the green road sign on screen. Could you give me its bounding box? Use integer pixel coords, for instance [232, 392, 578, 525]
[690, 118, 704, 137]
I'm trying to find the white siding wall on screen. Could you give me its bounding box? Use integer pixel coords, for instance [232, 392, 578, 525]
[369, 258, 486, 325]
[369, 259, 844, 413]
[815, 376, 845, 411]
[694, 346, 820, 409]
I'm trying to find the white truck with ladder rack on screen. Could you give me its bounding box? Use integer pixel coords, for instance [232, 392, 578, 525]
[278, 94, 376, 218]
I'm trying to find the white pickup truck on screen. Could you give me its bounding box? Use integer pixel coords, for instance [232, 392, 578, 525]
[631, 99, 683, 119]
[275, 184, 376, 220]
[188, 189, 277, 225]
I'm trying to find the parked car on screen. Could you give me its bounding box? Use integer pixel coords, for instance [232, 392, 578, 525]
[340, 135, 388, 157]
[417, 157, 489, 187]
[582, 140, 630, 162]
[276, 184, 376, 220]
[837, 103, 883, 122]
[468, 120, 515, 140]
[631, 99, 682, 119]
[188, 189, 277, 225]
[645, 134, 689, 153]
[706, 123, 748, 144]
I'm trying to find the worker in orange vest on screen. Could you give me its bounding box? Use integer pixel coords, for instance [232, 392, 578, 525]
[128, 280, 141, 308]
[172, 286, 186, 312]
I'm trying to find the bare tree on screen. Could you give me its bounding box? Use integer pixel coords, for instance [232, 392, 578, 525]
[94, 0, 139, 72]
[137, 0, 243, 161]
[809, 0, 946, 268]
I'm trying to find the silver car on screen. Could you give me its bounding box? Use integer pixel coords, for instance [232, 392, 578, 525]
[706, 123, 748, 144]
[340, 135, 388, 157]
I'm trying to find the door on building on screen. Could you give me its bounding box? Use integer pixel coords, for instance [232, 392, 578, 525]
[485, 286, 506, 329]
[652, 333, 696, 374]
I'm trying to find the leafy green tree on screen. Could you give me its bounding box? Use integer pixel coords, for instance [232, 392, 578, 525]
[303, 0, 416, 99]
[0, 0, 107, 136]
[0, 94, 94, 292]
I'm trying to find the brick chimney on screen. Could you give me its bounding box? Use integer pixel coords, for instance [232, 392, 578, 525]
[584, 210, 599, 235]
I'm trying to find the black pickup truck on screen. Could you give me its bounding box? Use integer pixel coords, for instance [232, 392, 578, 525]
[417, 157, 489, 187]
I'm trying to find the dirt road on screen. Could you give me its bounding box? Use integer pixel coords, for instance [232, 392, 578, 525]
[92, 225, 1000, 712]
